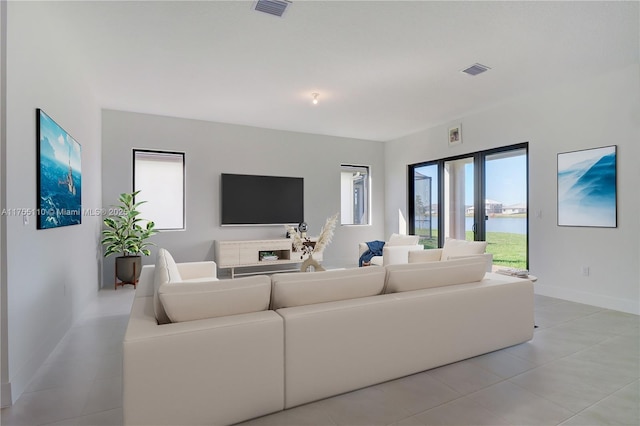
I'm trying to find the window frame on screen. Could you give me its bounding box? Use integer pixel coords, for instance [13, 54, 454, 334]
[132, 149, 186, 231]
[340, 164, 371, 226]
[408, 142, 529, 268]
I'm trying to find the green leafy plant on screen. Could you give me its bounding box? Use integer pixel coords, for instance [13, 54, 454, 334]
[101, 191, 157, 257]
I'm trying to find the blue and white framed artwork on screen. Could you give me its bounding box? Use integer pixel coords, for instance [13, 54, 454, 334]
[557, 145, 617, 228]
[36, 109, 82, 229]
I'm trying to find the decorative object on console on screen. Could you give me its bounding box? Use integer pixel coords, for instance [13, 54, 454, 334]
[286, 213, 338, 272]
[260, 251, 279, 261]
[101, 191, 157, 288]
[557, 145, 617, 228]
[298, 221, 308, 238]
[36, 109, 82, 229]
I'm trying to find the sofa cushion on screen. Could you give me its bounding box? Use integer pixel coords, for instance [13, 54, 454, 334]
[382, 245, 422, 266]
[159, 275, 271, 323]
[408, 248, 443, 263]
[386, 233, 420, 246]
[441, 238, 487, 260]
[384, 257, 487, 293]
[153, 248, 181, 324]
[271, 267, 386, 309]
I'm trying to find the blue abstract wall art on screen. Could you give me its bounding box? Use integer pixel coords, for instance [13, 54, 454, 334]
[36, 109, 82, 229]
[557, 145, 616, 228]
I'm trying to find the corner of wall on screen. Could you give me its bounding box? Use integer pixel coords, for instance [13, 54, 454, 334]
[0, 0, 10, 408]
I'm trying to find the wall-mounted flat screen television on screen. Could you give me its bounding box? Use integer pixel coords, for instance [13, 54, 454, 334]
[221, 173, 304, 225]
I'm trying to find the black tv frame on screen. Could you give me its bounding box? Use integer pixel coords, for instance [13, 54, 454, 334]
[220, 173, 304, 226]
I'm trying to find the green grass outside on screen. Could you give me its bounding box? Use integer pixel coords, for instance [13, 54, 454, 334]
[416, 229, 527, 270]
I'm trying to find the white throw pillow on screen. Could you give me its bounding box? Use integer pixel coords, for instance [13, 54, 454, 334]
[163, 249, 182, 282]
[386, 233, 420, 246]
[271, 267, 386, 309]
[159, 275, 271, 323]
[441, 238, 487, 260]
[384, 257, 487, 294]
[382, 245, 421, 266]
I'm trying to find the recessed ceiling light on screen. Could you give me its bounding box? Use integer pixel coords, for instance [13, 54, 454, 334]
[311, 93, 319, 105]
[461, 63, 491, 76]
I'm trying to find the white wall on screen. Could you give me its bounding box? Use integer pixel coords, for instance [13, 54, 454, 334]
[385, 65, 640, 314]
[101, 110, 386, 283]
[2, 2, 102, 404]
[0, 0, 9, 407]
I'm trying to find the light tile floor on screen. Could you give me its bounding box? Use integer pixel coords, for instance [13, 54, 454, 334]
[2, 288, 638, 426]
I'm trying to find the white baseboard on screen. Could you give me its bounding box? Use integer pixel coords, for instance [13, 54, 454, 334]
[535, 283, 639, 315]
[1, 381, 11, 408]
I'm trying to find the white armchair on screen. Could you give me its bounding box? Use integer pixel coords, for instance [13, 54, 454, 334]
[153, 248, 220, 324]
[358, 234, 422, 266]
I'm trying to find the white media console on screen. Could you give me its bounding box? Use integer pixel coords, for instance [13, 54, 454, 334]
[214, 239, 322, 278]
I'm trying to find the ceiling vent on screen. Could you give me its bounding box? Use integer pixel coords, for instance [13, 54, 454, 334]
[253, 0, 292, 17]
[461, 63, 491, 76]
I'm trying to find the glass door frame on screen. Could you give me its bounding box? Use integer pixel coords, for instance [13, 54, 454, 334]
[408, 142, 529, 268]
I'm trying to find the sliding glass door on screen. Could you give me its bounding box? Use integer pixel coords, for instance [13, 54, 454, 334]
[484, 147, 528, 269]
[409, 143, 528, 269]
[412, 164, 438, 249]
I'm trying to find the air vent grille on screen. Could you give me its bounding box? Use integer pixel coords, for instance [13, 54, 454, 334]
[254, 0, 291, 17]
[461, 63, 491, 76]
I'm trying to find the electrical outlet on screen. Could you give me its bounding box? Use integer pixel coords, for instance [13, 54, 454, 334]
[535, 209, 542, 219]
[581, 266, 590, 276]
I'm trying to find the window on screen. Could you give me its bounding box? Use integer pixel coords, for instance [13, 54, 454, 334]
[133, 150, 185, 230]
[340, 164, 370, 225]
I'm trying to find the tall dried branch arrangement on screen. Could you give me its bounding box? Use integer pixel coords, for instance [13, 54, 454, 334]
[314, 213, 339, 253]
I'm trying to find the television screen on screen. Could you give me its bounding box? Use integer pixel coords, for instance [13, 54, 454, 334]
[221, 173, 304, 225]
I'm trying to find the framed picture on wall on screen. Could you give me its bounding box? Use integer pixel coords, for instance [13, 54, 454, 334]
[448, 124, 462, 147]
[557, 145, 617, 228]
[36, 109, 82, 229]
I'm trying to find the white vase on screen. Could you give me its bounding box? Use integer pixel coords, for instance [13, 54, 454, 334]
[300, 254, 325, 272]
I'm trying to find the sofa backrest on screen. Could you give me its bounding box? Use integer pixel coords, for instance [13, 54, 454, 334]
[384, 257, 487, 294]
[153, 248, 271, 324]
[270, 267, 386, 309]
[159, 275, 271, 323]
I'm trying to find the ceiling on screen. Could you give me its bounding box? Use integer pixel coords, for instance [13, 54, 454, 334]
[42, 1, 639, 141]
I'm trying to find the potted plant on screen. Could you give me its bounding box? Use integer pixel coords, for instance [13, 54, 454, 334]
[101, 191, 157, 285]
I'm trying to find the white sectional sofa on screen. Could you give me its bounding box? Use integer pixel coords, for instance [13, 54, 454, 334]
[123, 251, 534, 426]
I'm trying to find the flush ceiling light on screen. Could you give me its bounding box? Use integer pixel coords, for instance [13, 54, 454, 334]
[311, 93, 319, 105]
